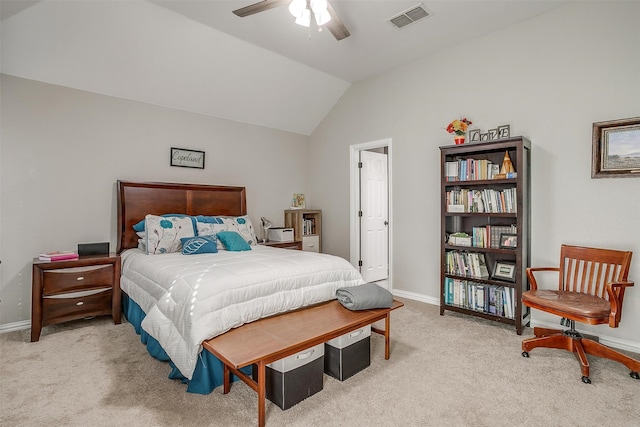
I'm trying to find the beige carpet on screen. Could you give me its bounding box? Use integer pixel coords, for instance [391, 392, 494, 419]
[1, 299, 639, 427]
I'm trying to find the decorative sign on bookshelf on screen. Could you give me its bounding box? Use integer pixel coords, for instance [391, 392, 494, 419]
[468, 124, 511, 142]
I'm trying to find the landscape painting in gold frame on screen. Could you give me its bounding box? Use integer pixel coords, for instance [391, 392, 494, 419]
[591, 117, 640, 178]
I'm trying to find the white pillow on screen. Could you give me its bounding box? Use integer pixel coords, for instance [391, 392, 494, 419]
[145, 214, 195, 254]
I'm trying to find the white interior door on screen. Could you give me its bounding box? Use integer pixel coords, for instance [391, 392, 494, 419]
[360, 150, 388, 283]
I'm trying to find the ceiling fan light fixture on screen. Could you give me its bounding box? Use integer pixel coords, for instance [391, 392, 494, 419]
[289, 0, 307, 18]
[314, 9, 331, 26]
[310, 0, 328, 14]
[295, 7, 311, 27]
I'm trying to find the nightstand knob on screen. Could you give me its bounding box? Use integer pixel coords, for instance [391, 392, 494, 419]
[76, 301, 84, 306]
[76, 276, 85, 281]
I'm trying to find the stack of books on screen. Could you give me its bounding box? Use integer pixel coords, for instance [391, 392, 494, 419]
[38, 251, 79, 261]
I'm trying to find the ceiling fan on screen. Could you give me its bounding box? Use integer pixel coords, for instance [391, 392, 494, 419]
[232, 0, 350, 41]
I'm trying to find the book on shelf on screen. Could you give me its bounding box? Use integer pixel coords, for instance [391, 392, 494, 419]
[445, 251, 489, 279]
[444, 278, 514, 318]
[445, 188, 517, 214]
[38, 251, 79, 261]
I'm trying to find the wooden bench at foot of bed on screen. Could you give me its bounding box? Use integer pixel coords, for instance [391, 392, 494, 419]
[203, 299, 404, 427]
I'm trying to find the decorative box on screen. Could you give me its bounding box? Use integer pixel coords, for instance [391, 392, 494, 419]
[267, 227, 295, 242]
[324, 325, 371, 381]
[253, 343, 324, 410]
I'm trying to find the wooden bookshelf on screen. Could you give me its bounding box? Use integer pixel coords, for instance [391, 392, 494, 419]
[440, 137, 531, 334]
[284, 209, 322, 253]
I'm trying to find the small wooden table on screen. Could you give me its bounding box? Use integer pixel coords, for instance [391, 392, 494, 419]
[203, 299, 404, 427]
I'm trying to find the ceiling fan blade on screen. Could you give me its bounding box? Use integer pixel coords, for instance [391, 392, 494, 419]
[233, 0, 290, 17]
[325, 2, 350, 40]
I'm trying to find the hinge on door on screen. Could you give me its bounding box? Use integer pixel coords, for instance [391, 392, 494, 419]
[358, 260, 363, 267]
[358, 162, 363, 168]
[358, 211, 363, 217]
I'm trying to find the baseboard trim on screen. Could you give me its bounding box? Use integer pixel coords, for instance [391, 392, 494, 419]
[0, 319, 30, 334]
[392, 290, 640, 354]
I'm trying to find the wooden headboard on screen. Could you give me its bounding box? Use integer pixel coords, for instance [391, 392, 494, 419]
[117, 181, 247, 253]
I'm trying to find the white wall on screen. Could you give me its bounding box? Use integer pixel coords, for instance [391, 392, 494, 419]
[309, 2, 640, 348]
[0, 74, 310, 326]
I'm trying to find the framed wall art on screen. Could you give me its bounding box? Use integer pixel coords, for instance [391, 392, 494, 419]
[170, 147, 205, 169]
[493, 261, 516, 282]
[591, 117, 640, 178]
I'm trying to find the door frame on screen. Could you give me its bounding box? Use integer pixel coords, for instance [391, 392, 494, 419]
[349, 138, 393, 291]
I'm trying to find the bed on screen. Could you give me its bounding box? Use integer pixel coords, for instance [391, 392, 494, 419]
[116, 180, 365, 393]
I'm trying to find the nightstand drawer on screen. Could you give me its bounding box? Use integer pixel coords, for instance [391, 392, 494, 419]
[42, 288, 113, 325]
[302, 235, 320, 252]
[43, 264, 114, 295]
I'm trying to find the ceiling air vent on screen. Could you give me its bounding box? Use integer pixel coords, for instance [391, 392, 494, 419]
[388, 4, 432, 30]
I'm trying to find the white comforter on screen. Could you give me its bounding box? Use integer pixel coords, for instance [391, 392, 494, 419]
[120, 245, 364, 379]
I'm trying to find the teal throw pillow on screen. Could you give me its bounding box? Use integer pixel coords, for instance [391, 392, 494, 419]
[180, 235, 218, 255]
[217, 231, 252, 252]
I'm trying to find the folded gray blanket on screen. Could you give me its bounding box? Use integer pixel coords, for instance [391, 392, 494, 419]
[336, 283, 393, 310]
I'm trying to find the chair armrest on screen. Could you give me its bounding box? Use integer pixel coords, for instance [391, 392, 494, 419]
[606, 280, 634, 327]
[526, 267, 559, 291]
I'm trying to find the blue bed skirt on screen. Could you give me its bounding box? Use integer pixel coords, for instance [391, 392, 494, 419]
[122, 293, 250, 394]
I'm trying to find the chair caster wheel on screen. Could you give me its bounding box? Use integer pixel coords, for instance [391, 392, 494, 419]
[630, 371, 640, 380]
[522, 351, 529, 358]
[581, 376, 591, 384]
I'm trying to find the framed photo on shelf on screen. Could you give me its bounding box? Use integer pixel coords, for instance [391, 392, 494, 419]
[291, 193, 306, 209]
[591, 117, 640, 178]
[499, 233, 518, 249]
[493, 261, 516, 282]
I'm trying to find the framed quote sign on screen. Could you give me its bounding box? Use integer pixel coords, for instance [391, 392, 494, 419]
[170, 147, 205, 169]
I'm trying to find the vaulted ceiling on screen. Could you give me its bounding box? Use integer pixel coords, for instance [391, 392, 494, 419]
[0, 1, 567, 135]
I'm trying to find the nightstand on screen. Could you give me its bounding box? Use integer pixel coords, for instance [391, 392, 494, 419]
[31, 253, 121, 342]
[261, 241, 303, 250]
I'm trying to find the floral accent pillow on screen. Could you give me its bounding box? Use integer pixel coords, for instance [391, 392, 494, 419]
[145, 214, 195, 254]
[196, 219, 233, 249]
[195, 215, 258, 246]
[229, 215, 258, 245]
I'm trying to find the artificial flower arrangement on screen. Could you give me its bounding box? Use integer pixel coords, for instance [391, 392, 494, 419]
[446, 117, 473, 136]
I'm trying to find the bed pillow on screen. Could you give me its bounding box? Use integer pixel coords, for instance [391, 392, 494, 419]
[180, 235, 218, 255]
[217, 231, 252, 251]
[196, 215, 257, 245]
[231, 215, 258, 245]
[196, 220, 233, 249]
[145, 214, 195, 254]
[133, 214, 197, 233]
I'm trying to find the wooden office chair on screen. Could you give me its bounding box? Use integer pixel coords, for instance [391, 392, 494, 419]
[521, 244, 640, 383]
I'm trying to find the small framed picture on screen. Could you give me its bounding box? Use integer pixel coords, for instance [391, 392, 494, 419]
[493, 261, 516, 282]
[499, 233, 517, 249]
[480, 133, 489, 142]
[291, 193, 305, 209]
[497, 125, 511, 139]
[488, 129, 498, 140]
[468, 129, 481, 143]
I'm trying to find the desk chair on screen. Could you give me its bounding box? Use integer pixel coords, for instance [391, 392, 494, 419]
[521, 244, 640, 383]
